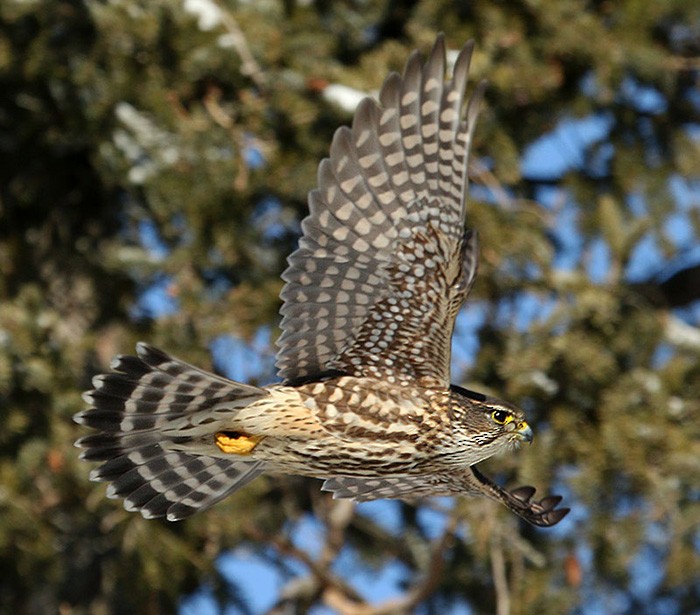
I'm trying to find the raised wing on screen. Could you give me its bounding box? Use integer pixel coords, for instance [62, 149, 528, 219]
[277, 35, 485, 385]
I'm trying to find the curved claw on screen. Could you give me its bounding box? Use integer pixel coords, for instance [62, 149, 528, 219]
[538, 495, 564, 511]
[468, 467, 570, 528]
[509, 485, 537, 503]
[507, 485, 570, 527]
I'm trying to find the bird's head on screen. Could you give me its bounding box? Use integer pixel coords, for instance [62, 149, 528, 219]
[449, 384, 533, 460]
[446, 385, 568, 527]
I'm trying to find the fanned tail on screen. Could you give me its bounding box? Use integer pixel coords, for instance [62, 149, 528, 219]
[75, 343, 268, 520]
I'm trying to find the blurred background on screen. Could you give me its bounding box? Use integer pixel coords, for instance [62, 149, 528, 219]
[1, 1, 699, 613]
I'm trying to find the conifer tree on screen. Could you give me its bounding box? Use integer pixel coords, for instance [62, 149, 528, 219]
[0, 1, 698, 612]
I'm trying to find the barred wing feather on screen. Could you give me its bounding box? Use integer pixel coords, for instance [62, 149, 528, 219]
[277, 36, 485, 385]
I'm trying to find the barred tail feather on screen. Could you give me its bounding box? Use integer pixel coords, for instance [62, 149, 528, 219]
[75, 343, 268, 520]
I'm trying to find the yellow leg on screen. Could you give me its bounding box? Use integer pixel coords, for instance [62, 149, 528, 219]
[215, 431, 263, 455]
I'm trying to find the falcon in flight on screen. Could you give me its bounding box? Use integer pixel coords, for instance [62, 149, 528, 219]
[75, 36, 569, 527]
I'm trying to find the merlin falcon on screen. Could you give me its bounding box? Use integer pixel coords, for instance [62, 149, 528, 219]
[75, 36, 569, 527]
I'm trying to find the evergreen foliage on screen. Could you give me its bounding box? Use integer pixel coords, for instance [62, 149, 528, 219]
[1, 0, 698, 612]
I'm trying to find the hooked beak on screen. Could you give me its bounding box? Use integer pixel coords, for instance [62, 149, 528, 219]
[513, 421, 533, 444]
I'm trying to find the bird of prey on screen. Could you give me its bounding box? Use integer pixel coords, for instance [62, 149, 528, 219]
[75, 35, 569, 527]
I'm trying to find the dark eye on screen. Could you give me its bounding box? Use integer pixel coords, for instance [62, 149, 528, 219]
[491, 410, 510, 425]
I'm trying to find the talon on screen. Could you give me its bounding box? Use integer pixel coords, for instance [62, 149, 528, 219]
[510, 486, 536, 502]
[215, 431, 262, 455]
[541, 508, 570, 526]
[538, 495, 563, 511]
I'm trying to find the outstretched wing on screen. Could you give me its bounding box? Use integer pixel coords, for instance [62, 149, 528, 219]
[277, 35, 485, 386]
[322, 467, 570, 528]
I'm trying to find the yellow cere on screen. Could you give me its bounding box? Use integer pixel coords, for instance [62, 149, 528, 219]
[215, 431, 262, 455]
